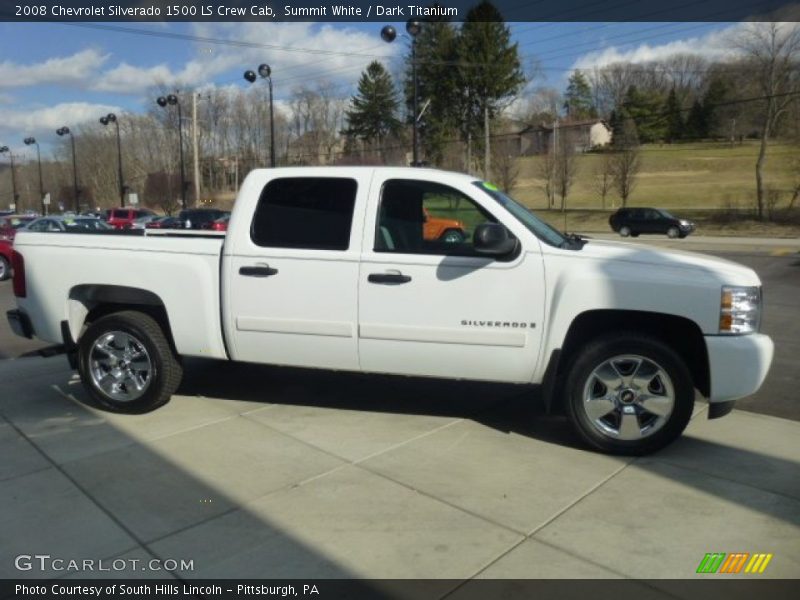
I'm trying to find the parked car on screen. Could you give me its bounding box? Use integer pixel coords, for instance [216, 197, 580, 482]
[423, 208, 466, 243]
[130, 214, 163, 230]
[7, 167, 772, 456]
[145, 216, 183, 229]
[201, 213, 231, 231]
[0, 215, 36, 242]
[24, 216, 112, 233]
[179, 208, 228, 230]
[609, 207, 696, 238]
[107, 208, 156, 230]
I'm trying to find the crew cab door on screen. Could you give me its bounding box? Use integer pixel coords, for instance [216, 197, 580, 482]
[222, 173, 368, 370]
[357, 176, 545, 383]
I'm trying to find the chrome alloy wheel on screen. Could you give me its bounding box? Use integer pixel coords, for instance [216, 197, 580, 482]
[581, 354, 675, 441]
[89, 331, 153, 402]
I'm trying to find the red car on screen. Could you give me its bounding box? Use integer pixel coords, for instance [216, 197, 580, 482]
[201, 214, 230, 231]
[0, 215, 35, 281]
[107, 208, 156, 229]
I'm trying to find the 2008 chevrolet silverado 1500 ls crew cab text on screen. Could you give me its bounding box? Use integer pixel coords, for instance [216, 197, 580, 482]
[7, 167, 774, 455]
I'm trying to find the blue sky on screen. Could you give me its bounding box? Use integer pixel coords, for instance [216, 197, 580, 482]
[0, 20, 737, 154]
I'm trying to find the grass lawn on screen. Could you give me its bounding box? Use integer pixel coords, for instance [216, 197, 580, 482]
[512, 141, 798, 211]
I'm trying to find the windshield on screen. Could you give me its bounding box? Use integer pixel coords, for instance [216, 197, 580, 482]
[659, 209, 676, 219]
[473, 181, 567, 248]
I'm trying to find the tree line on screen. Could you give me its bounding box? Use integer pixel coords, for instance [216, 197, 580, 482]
[0, 9, 797, 221]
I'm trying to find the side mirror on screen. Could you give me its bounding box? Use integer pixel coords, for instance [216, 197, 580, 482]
[473, 223, 518, 256]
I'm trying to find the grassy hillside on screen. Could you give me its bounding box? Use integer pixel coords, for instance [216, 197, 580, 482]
[512, 141, 798, 211]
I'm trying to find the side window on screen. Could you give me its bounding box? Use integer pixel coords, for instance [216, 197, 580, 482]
[251, 177, 357, 250]
[29, 220, 47, 232]
[375, 179, 499, 256]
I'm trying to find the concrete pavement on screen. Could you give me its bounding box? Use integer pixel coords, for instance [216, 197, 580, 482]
[1, 356, 798, 585]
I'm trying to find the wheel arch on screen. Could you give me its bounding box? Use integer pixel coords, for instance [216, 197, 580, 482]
[67, 285, 176, 353]
[544, 309, 709, 412]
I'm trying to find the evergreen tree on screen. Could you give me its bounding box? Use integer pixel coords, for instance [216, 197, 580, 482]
[405, 18, 460, 164]
[345, 61, 401, 156]
[622, 85, 666, 143]
[457, 1, 525, 173]
[564, 70, 596, 120]
[664, 88, 684, 143]
[685, 99, 708, 139]
[701, 77, 729, 137]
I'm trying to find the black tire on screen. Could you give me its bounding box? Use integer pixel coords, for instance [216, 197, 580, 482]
[0, 256, 9, 281]
[563, 332, 694, 455]
[667, 226, 680, 239]
[619, 226, 631, 237]
[440, 228, 466, 243]
[77, 311, 182, 413]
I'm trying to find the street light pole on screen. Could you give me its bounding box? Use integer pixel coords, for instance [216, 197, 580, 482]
[0, 146, 19, 210]
[381, 21, 422, 167]
[100, 113, 125, 207]
[56, 127, 80, 212]
[157, 94, 187, 209]
[23, 137, 44, 214]
[244, 64, 276, 168]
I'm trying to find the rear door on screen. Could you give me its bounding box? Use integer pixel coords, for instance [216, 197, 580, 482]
[223, 172, 369, 371]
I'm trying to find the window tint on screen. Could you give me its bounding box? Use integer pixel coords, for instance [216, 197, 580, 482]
[376, 179, 499, 256]
[251, 177, 357, 250]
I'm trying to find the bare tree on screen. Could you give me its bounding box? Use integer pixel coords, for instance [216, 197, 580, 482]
[537, 150, 556, 207]
[554, 132, 578, 211]
[731, 22, 800, 220]
[609, 118, 641, 207]
[491, 144, 519, 193]
[593, 153, 614, 209]
[609, 147, 641, 207]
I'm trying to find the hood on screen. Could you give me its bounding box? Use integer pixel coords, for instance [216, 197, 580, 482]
[568, 239, 761, 286]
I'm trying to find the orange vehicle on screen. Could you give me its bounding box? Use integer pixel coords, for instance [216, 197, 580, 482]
[423, 209, 466, 243]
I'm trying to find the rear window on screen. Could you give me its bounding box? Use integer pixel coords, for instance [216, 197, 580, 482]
[251, 177, 357, 251]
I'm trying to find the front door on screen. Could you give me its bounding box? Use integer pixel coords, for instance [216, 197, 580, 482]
[223, 174, 367, 371]
[358, 178, 544, 383]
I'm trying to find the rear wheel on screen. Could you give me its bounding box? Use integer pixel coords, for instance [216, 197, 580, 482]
[78, 311, 182, 413]
[564, 333, 694, 455]
[0, 256, 9, 281]
[619, 226, 631, 237]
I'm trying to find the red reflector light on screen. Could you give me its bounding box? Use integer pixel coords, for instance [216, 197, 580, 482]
[11, 250, 26, 297]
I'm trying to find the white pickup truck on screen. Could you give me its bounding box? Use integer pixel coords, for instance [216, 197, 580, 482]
[7, 167, 774, 454]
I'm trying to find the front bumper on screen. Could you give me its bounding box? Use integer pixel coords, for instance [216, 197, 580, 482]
[7, 309, 34, 339]
[705, 333, 774, 403]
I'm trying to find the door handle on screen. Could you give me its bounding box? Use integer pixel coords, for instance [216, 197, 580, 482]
[368, 272, 412, 285]
[239, 265, 278, 277]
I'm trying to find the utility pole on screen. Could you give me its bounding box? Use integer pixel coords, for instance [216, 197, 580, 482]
[484, 101, 490, 180]
[551, 119, 558, 208]
[192, 92, 201, 204]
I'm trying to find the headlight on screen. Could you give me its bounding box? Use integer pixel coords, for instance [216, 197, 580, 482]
[719, 285, 761, 334]
[680, 220, 691, 227]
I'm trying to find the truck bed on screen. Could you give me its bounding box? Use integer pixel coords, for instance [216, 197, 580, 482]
[12, 229, 229, 360]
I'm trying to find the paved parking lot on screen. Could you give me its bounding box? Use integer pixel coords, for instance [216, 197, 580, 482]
[1, 239, 798, 585]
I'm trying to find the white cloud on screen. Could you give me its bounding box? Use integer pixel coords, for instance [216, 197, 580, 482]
[0, 49, 110, 89]
[0, 102, 121, 136]
[90, 22, 395, 96]
[571, 24, 743, 70]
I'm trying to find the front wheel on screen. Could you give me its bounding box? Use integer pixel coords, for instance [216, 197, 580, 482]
[667, 226, 680, 238]
[619, 226, 631, 237]
[78, 311, 183, 413]
[440, 229, 466, 243]
[0, 256, 9, 281]
[564, 333, 694, 455]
